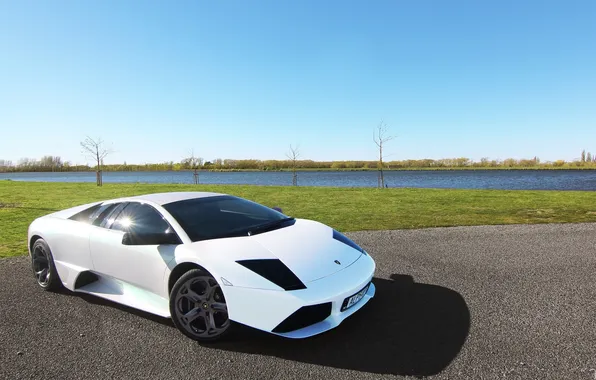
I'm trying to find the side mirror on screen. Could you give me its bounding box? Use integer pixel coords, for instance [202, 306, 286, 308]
[122, 231, 180, 246]
[272, 207, 283, 213]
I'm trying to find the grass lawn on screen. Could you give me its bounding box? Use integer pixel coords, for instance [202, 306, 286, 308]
[1, 180, 595, 258]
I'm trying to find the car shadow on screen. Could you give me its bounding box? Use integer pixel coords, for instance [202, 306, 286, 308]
[214, 274, 470, 377]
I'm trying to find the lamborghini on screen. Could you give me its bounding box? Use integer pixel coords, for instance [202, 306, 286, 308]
[27, 192, 376, 341]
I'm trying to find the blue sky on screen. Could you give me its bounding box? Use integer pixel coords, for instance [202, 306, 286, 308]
[1, 0, 595, 165]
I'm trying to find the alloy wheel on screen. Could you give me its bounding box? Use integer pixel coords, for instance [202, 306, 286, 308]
[173, 276, 230, 339]
[32, 244, 51, 287]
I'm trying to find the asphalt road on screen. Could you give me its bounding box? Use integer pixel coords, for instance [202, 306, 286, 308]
[1, 223, 595, 380]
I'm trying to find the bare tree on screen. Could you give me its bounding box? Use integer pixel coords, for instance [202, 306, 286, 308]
[373, 122, 395, 188]
[182, 150, 203, 184]
[286, 144, 300, 186]
[81, 136, 112, 186]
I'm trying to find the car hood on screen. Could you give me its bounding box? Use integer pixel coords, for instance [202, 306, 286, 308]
[250, 219, 363, 283]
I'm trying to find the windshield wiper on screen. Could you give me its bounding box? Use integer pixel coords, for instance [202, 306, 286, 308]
[248, 217, 295, 236]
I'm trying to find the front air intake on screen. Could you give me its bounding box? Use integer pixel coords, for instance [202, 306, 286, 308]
[272, 303, 332, 333]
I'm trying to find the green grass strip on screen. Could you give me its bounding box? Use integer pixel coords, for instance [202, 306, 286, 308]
[1, 181, 595, 258]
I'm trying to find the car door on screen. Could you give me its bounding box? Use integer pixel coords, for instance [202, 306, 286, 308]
[89, 201, 180, 297]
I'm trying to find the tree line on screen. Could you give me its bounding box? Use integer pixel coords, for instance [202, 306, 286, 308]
[1, 132, 594, 189]
[2, 153, 596, 173]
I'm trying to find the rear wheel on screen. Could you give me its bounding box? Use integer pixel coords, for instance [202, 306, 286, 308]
[169, 269, 231, 342]
[31, 239, 62, 291]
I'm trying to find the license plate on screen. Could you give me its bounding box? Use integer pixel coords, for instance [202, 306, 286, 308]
[341, 283, 370, 312]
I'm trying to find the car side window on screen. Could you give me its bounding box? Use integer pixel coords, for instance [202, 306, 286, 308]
[99, 202, 129, 229]
[69, 203, 102, 223]
[91, 203, 121, 227]
[111, 202, 173, 235]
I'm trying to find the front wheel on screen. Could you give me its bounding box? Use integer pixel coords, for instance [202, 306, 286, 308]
[169, 269, 231, 342]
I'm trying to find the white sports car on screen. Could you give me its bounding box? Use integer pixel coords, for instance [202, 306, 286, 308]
[28, 192, 376, 341]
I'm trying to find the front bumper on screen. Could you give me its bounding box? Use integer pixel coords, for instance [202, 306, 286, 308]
[223, 253, 376, 338]
[274, 282, 375, 338]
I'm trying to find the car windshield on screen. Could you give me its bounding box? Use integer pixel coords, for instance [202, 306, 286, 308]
[163, 195, 292, 242]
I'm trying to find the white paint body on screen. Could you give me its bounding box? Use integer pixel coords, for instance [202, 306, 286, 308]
[27, 192, 376, 338]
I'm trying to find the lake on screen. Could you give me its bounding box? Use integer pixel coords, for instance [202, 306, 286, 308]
[1, 170, 596, 190]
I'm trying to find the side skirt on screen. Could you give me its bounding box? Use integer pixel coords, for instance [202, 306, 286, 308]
[74, 272, 171, 318]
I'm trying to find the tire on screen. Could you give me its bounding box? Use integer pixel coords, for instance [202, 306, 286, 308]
[169, 269, 232, 342]
[31, 239, 62, 291]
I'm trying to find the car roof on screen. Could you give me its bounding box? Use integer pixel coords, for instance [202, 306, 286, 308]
[107, 192, 227, 206]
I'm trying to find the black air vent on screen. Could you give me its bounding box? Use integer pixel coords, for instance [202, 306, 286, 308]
[74, 271, 99, 289]
[272, 303, 332, 333]
[236, 259, 306, 291]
